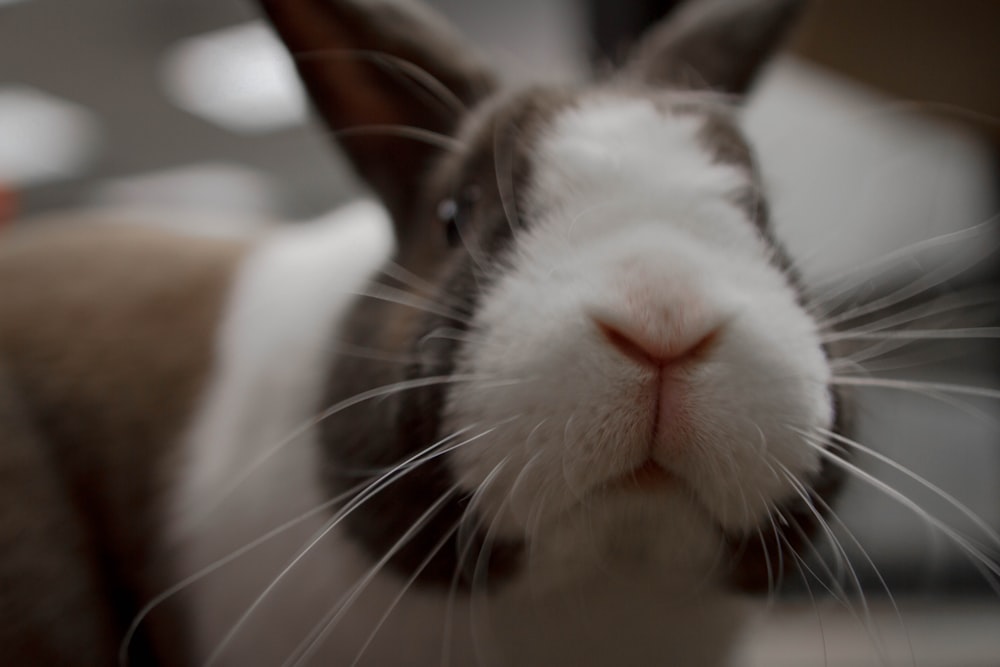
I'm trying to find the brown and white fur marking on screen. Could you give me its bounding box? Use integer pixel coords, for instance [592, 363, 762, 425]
[0, 1, 857, 665]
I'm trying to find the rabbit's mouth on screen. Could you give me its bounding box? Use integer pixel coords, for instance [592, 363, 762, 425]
[604, 459, 677, 493]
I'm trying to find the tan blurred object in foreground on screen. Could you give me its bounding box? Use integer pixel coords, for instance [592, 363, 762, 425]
[0, 184, 15, 227]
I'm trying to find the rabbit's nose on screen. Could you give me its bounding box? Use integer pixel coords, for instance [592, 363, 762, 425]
[590, 315, 720, 370]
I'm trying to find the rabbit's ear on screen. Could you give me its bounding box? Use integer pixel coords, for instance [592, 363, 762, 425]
[258, 0, 496, 229]
[623, 0, 805, 97]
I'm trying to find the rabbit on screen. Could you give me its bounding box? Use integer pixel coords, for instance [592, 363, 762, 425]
[0, 0, 853, 665]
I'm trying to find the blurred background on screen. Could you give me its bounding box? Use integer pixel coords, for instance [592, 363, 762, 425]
[1, 0, 998, 664]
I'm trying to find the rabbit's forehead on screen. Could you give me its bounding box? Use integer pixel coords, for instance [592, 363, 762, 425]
[530, 94, 754, 215]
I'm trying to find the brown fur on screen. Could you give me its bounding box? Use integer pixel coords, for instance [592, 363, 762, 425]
[0, 222, 247, 665]
[625, 0, 805, 95]
[259, 0, 496, 233]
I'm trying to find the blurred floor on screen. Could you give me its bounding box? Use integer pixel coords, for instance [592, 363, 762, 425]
[741, 599, 1000, 667]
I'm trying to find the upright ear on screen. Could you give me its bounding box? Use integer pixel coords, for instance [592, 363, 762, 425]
[623, 0, 806, 96]
[257, 0, 496, 230]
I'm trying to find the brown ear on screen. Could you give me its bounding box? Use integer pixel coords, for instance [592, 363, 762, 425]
[623, 0, 806, 96]
[257, 0, 496, 231]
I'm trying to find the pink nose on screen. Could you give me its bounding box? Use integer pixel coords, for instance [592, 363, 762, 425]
[593, 317, 719, 369]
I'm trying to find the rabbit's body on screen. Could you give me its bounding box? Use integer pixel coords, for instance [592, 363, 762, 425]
[0, 1, 855, 665]
[0, 203, 747, 666]
[0, 222, 246, 664]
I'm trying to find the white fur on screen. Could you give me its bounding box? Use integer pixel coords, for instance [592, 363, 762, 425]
[166, 193, 758, 666]
[447, 95, 832, 604]
[169, 201, 457, 666]
[167, 98, 834, 667]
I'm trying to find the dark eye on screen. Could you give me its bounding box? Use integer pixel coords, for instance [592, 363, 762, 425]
[436, 185, 480, 248]
[436, 197, 462, 247]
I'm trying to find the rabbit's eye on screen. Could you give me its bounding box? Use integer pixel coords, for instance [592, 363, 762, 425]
[436, 198, 462, 247]
[436, 185, 480, 248]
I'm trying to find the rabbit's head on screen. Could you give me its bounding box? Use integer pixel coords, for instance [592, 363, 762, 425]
[258, 0, 843, 592]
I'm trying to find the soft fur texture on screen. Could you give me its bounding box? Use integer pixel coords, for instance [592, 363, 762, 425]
[0, 1, 849, 665]
[169, 200, 754, 667]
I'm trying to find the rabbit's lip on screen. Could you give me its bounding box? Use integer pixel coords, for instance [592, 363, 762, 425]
[603, 458, 677, 493]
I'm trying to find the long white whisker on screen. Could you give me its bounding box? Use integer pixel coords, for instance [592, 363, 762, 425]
[455, 457, 512, 593]
[328, 124, 464, 152]
[809, 491, 917, 667]
[466, 458, 514, 667]
[329, 340, 425, 365]
[776, 522, 830, 667]
[192, 375, 519, 527]
[831, 375, 1000, 401]
[753, 524, 777, 607]
[285, 485, 462, 667]
[378, 260, 440, 295]
[353, 283, 473, 324]
[494, 111, 522, 237]
[349, 519, 464, 667]
[775, 505, 850, 606]
[813, 426, 1000, 549]
[291, 48, 467, 118]
[203, 423, 509, 666]
[822, 286, 999, 337]
[118, 484, 365, 667]
[816, 220, 999, 326]
[823, 327, 1000, 342]
[771, 464, 851, 603]
[439, 457, 511, 667]
[774, 463, 891, 661]
[790, 430, 1000, 581]
[809, 219, 997, 309]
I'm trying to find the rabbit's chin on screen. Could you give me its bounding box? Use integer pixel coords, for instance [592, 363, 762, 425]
[441, 94, 833, 568]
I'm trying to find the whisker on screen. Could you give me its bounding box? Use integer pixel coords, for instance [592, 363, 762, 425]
[191, 375, 515, 527]
[774, 463, 889, 659]
[290, 48, 468, 119]
[790, 430, 1000, 581]
[326, 124, 464, 152]
[808, 219, 998, 311]
[832, 345, 974, 375]
[494, 110, 522, 237]
[558, 411, 590, 505]
[823, 326, 1000, 343]
[353, 282, 473, 324]
[451, 212, 489, 280]
[812, 426, 1000, 549]
[349, 518, 464, 667]
[777, 478, 906, 666]
[455, 456, 512, 592]
[830, 375, 1000, 402]
[822, 286, 1000, 337]
[467, 459, 513, 667]
[418, 327, 473, 347]
[842, 375, 999, 425]
[753, 524, 777, 607]
[817, 233, 999, 329]
[118, 484, 365, 667]
[775, 502, 851, 607]
[808, 492, 917, 667]
[378, 260, 440, 295]
[442, 455, 512, 667]
[776, 524, 831, 667]
[202, 423, 509, 666]
[285, 485, 463, 667]
[772, 464, 849, 597]
[330, 341, 425, 365]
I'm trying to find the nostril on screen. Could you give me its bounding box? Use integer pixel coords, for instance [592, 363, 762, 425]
[592, 317, 720, 369]
[594, 319, 661, 368]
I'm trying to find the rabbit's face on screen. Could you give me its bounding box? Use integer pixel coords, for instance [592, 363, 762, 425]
[428, 89, 835, 580]
[265, 0, 843, 589]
